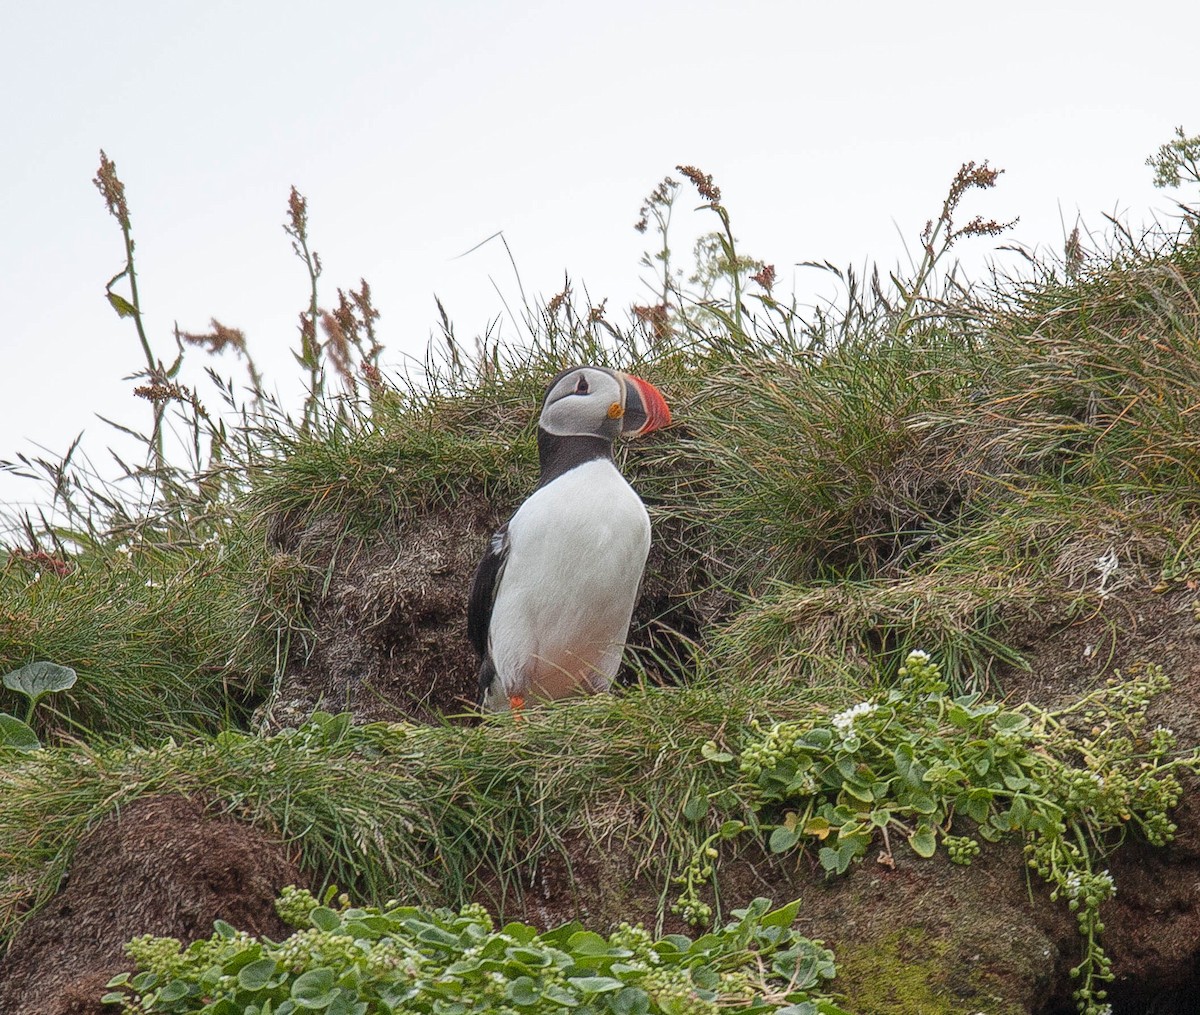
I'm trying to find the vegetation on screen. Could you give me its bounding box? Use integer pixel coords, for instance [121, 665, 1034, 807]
[3, 133, 1200, 1012]
[675, 652, 1194, 1012]
[103, 889, 846, 1015]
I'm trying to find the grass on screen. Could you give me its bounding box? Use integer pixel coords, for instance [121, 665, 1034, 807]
[0, 529, 293, 739]
[3, 142, 1200, 984]
[0, 678, 841, 940]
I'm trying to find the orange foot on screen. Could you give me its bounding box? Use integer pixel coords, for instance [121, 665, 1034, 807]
[508, 695, 525, 721]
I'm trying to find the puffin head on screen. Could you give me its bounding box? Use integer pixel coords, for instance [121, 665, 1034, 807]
[539, 365, 671, 442]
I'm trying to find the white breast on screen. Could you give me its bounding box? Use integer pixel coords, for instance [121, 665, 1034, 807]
[487, 458, 651, 704]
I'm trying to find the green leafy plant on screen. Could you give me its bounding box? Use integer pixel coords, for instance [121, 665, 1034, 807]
[0, 661, 76, 751]
[104, 887, 848, 1015]
[678, 651, 1196, 1015]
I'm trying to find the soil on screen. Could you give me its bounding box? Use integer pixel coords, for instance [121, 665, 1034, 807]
[0, 795, 304, 1015]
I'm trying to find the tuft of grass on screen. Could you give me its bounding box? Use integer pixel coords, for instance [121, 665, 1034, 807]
[0, 527, 298, 740]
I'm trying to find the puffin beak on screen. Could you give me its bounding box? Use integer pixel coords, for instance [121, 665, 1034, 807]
[618, 372, 672, 437]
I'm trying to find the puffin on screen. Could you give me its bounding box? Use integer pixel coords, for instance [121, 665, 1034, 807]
[468, 365, 671, 713]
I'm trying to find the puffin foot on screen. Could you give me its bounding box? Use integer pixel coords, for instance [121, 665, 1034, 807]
[509, 694, 525, 720]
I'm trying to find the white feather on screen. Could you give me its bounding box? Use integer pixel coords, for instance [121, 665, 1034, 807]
[484, 457, 650, 708]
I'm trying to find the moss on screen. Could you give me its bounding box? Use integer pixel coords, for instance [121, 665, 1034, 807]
[833, 928, 1025, 1015]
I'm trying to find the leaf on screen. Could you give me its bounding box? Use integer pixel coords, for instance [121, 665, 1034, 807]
[0, 714, 40, 752]
[841, 779, 875, 804]
[964, 788, 993, 824]
[157, 980, 191, 1002]
[238, 958, 279, 990]
[718, 820, 745, 840]
[506, 945, 553, 968]
[566, 975, 624, 994]
[291, 968, 338, 1008]
[700, 741, 734, 764]
[682, 796, 708, 821]
[760, 898, 802, 929]
[3, 661, 77, 704]
[610, 986, 650, 1015]
[309, 907, 342, 931]
[800, 728, 833, 749]
[817, 844, 855, 875]
[506, 976, 540, 1005]
[769, 825, 800, 853]
[566, 931, 610, 955]
[106, 291, 137, 318]
[905, 791, 937, 814]
[803, 816, 832, 839]
[908, 825, 937, 858]
[542, 983, 581, 1006]
[1009, 795, 1030, 827]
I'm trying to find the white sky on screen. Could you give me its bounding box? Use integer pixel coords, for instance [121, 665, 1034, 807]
[1, 0, 1197, 517]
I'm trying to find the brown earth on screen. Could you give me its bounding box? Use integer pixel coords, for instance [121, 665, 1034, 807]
[0, 795, 304, 1015]
[4, 554, 1200, 1012]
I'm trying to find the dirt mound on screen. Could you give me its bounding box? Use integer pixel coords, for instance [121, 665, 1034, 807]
[255, 496, 720, 731]
[0, 795, 303, 1015]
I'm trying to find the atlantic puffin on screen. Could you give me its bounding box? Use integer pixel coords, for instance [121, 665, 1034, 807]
[468, 365, 671, 713]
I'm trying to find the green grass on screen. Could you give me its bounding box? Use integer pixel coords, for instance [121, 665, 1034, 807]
[0, 678, 841, 944]
[0, 529, 296, 739]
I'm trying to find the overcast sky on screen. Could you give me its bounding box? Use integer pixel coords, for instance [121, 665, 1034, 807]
[1, 0, 1196, 517]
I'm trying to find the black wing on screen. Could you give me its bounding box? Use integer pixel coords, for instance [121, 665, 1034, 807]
[467, 523, 510, 660]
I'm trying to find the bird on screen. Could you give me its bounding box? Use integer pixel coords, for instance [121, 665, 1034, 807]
[468, 365, 671, 714]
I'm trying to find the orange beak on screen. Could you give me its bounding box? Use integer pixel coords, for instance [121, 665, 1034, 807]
[619, 373, 671, 437]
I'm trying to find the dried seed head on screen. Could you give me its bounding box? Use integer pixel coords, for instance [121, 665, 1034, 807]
[286, 186, 308, 237]
[750, 263, 777, 293]
[1064, 226, 1083, 278]
[94, 150, 130, 229]
[676, 164, 721, 207]
[179, 319, 248, 357]
[134, 380, 188, 404]
[320, 308, 354, 386]
[955, 215, 1014, 239]
[635, 176, 679, 231]
[633, 302, 671, 340]
[547, 286, 569, 317]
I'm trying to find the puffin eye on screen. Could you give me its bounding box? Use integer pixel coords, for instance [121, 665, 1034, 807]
[573, 376, 589, 395]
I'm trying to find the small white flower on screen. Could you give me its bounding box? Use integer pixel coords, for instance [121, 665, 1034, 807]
[831, 701, 878, 733]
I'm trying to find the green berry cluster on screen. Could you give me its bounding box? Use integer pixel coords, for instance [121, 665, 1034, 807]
[275, 884, 321, 926]
[608, 921, 660, 963]
[123, 934, 187, 979]
[639, 967, 719, 1015]
[943, 834, 980, 865]
[274, 926, 361, 971]
[455, 900, 495, 931]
